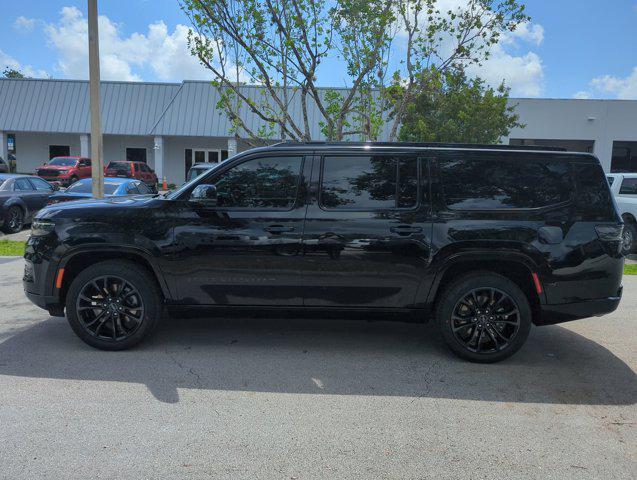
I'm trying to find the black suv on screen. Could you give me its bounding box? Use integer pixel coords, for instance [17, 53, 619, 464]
[23, 142, 624, 362]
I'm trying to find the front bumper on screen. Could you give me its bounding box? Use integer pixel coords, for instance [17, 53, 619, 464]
[23, 238, 65, 316]
[538, 286, 623, 325]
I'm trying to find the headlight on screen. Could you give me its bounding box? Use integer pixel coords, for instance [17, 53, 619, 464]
[31, 220, 56, 236]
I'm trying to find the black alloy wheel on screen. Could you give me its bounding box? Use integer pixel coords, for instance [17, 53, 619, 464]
[437, 272, 532, 363]
[75, 275, 145, 341]
[65, 260, 161, 350]
[3, 206, 24, 233]
[450, 287, 520, 354]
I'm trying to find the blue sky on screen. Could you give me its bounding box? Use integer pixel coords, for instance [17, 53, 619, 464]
[0, 0, 635, 99]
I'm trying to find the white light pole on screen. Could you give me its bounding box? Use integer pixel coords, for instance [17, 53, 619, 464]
[88, 0, 104, 198]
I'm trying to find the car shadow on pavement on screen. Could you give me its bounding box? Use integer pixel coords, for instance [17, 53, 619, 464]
[0, 315, 635, 405]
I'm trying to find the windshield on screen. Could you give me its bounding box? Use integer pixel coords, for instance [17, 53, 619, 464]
[49, 157, 77, 167]
[0, 179, 6, 190]
[66, 181, 120, 195]
[167, 158, 234, 199]
[106, 162, 132, 172]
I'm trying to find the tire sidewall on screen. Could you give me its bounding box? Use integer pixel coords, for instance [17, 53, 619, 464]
[437, 273, 532, 363]
[65, 261, 160, 350]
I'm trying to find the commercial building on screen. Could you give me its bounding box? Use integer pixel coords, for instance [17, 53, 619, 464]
[1, 77, 636, 184]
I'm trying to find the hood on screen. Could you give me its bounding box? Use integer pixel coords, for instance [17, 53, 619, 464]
[36, 194, 159, 219]
[36, 164, 75, 171]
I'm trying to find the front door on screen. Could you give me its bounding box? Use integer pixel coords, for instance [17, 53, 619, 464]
[301, 153, 434, 308]
[170, 153, 310, 306]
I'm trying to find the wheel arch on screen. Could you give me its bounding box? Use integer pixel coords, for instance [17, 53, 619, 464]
[57, 247, 172, 307]
[425, 252, 545, 326]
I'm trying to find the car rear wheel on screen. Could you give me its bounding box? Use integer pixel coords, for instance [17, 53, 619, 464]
[2, 206, 24, 233]
[621, 222, 636, 255]
[436, 272, 532, 363]
[65, 260, 161, 350]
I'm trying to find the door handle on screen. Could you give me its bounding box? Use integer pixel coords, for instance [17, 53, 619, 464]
[264, 225, 295, 234]
[390, 225, 423, 236]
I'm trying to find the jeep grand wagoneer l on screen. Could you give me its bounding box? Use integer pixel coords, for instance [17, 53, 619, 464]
[24, 142, 624, 362]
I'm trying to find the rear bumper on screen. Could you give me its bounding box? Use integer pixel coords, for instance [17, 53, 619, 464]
[538, 286, 623, 325]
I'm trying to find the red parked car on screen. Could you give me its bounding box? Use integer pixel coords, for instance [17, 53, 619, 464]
[35, 156, 92, 187]
[104, 161, 158, 192]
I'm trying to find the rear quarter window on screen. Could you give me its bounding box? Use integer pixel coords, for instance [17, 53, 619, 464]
[438, 153, 573, 210]
[573, 162, 617, 221]
[619, 178, 637, 195]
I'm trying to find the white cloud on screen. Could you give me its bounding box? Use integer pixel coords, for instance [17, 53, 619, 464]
[42, 6, 212, 82]
[14, 16, 36, 32]
[590, 67, 637, 99]
[465, 22, 546, 97]
[0, 48, 48, 77]
[573, 91, 590, 99]
[574, 67, 637, 100]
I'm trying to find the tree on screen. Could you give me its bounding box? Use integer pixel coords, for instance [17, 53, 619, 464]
[181, 0, 529, 142]
[398, 68, 523, 144]
[2, 68, 26, 78]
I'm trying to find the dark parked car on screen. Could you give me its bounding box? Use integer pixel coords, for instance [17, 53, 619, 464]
[186, 162, 217, 182]
[0, 174, 58, 233]
[24, 142, 624, 362]
[35, 156, 92, 186]
[0, 154, 9, 173]
[47, 177, 154, 204]
[104, 161, 158, 192]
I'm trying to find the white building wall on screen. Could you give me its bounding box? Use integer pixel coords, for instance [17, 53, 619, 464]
[14, 132, 82, 174]
[507, 99, 637, 171]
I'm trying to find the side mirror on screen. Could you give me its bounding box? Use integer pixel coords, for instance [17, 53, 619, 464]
[190, 184, 218, 207]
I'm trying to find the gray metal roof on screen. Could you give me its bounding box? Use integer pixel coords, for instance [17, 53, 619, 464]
[0, 78, 180, 135]
[0, 78, 394, 139]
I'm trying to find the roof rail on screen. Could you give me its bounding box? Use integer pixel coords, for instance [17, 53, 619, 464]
[272, 141, 568, 152]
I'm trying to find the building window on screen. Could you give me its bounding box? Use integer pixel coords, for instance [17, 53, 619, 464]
[509, 139, 594, 153]
[610, 141, 637, 173]
[125, 147, 147, 163]
[49, 145, 70, 159]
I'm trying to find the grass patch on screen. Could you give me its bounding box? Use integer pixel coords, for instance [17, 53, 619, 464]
[625, 264, 637, 275]
[0, 240, 26, 256]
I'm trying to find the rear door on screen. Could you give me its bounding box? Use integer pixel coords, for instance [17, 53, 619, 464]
[301, 151, 434, 308]
[13, 177, 40, 218]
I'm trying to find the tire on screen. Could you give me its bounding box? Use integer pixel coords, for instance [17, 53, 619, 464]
[621, 222, 636, 256]
[65, 260, 162, 350]
[436, 271, 532, 363]
[2, 205, 24, 234]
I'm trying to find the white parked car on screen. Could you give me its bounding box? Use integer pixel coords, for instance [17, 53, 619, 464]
[607, 173, 637, 255]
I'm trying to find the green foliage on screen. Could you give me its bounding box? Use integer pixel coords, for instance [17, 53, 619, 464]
[2, 68, 26, 79]
[181, 0, 530, 142]
[625, 264, 637, 276]
[398, 68, 523, 144]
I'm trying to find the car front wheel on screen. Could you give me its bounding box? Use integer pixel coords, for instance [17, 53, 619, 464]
[621, 223, 636, 256]
[436, 272, 532, 363]
[2, 206, 24, 233]
[65, 260, 161, 350]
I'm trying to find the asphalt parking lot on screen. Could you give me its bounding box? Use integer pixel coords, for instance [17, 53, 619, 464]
[0, 256, 635, 479]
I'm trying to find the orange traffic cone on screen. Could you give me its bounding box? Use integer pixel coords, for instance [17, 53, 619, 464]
[162, 176, 167, 190]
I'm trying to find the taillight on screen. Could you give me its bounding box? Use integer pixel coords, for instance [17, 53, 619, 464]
[595, 224, 624, 256]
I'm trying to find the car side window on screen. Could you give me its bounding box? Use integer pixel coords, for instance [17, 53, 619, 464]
[619, 178, 637, 195]
[14, 178, 34, 191]
[126, 183, 140, 194]
[137, 182, 151, 194]
[212, 156, 303, 209]
[80, 159, 91, 167]
[140, 164, 150, 173]
[28, 177, 54, 191]
[320, 155, 419, 210]
[438, 153, 573, 210]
